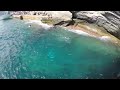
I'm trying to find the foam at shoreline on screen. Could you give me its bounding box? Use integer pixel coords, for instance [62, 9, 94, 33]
[99, 36, 111, 41]
[25, 20, 53, 29]
[66, 28, 112, 42]
[25, 20, 112, 42]
[25, 20, 92, 37]
[67, 28, 91, 36]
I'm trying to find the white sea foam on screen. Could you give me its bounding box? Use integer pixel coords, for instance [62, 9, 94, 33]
[66, 28, 112, 42]
[25, 20, 111, 42]
[99, 36, 110, 41]
[25, 20, 53, 29]
[25, 20, 96, 37]
[66, 28, 92, 37]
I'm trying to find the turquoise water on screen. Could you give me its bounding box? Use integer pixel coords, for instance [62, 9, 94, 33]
[0, 19, 120, 79]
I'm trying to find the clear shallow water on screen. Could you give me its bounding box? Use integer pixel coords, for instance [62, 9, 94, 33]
[0, 19, 120, 79]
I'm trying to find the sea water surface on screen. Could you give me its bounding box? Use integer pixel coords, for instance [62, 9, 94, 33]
[0, 19, 120, 79]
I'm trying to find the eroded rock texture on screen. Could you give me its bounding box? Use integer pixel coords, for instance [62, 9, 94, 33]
[10, 11, 120, 39]
[70, 11, 120, 39]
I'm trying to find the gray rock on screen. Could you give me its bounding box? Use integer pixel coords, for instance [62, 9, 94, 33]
[20, 15, 23, 20]
[70, 11, 120, 39]
[9, 11, 120, 39]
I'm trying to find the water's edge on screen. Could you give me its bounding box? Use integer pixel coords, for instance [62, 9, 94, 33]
[0, 19, 120, 79]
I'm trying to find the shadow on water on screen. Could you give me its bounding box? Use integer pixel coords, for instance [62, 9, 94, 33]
[85, 56, 120, 79]
[84, 42, 120, 79]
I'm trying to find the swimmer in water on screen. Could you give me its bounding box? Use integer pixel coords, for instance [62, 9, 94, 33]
[28, 25, 31, 27]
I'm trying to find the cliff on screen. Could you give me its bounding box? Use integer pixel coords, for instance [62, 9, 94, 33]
[10, 11, 120, 41]
[10, 11, 72, 21]
[70, 11, 120, 39]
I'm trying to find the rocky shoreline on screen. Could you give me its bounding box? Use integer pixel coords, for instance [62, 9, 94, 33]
[10, 11, 120, 46]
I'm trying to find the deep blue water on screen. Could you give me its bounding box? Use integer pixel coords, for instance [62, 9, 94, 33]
[0, 19, 120, 79]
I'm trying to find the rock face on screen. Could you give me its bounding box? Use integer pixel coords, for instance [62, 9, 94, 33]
[10, 11, 120, 39]
[70, 11, 120, 39]
[10, 11, 72, 21]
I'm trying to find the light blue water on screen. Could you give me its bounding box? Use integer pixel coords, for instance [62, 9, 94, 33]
[0, 19, 120, 79]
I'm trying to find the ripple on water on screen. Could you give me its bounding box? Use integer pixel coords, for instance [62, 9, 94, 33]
[0, 19, 120, 79]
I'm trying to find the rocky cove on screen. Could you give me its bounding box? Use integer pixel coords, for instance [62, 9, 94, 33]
[9, 11, 120, 46]
[0, 11, 120, 79]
